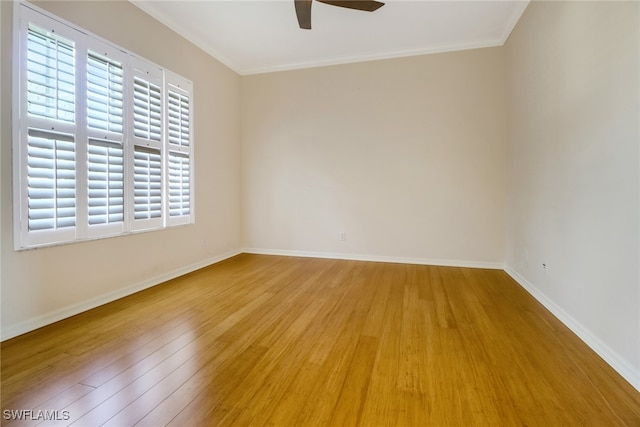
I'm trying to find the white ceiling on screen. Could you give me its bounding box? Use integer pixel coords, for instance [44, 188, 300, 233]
[130, 0, 529, 75]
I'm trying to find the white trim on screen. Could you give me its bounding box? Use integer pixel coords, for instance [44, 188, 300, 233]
[129, 0, 530, 76]
[0, 249, 242, 341]
[129, 0, 241, 75]
[241, 40, 503, 76]
[243, 247, 504, 270]
[499, 0, 529, 45]
[505, 265, 640, 392]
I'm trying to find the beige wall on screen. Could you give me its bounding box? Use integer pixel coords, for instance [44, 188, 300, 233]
[505, 1, 640, 386]
[241, 48, 506, 266]
[0, 1, 242, 338]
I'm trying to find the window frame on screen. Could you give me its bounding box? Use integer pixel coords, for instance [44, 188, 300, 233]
[12, 2, 195, 251]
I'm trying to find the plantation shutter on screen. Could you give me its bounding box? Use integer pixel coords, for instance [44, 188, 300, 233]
[133, 147, 163, 220]
[165, 74, 193, 226]
[167, 90, 190, 148]
[86, 46, 126, 236]
[26, 24, 75, 123]
[87, 140, 124, 225]
[133, 77, 162, 142]
[18, 18, 78, 247]
[27, 130, 76, 231]
[129, 57, 164, 231]
[15, 4, 196, 249]
[87, 51, 124, 133]
[167, 152, 190, 218]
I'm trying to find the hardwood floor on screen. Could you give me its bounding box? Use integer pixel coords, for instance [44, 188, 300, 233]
[2, 254, 639, 426]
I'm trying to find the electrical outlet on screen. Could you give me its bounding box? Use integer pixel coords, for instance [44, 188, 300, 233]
[339, 232, 346, 241]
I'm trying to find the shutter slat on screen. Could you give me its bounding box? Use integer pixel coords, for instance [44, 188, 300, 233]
[27, 25, 75, 123]
[168, 152, 190, 217]
[87, 139, 124, 226]
[133, 146, 162, 220]
[27, 130, 76, 231]
[87, 52, 124, 135]
[132, 77, 162, 141]
[167, 89, 190, 148]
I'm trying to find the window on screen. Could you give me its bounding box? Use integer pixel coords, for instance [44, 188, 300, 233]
[13, 3, 194, 249]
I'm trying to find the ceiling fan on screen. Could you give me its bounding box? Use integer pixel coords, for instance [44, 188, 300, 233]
[294, 0, 385, 30]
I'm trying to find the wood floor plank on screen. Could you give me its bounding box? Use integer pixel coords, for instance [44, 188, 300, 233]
[358, 263, 406, 426]
[1, 254, 639, 427]
[328, 335, 378, 426]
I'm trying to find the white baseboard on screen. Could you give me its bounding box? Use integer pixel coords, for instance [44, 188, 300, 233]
[505, 266, 640, 392]
[242, 247, 504, 270]
[1, 249, 242, 341]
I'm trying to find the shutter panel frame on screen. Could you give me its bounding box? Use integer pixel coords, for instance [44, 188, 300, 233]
[16, 11, 81, 249]
[165, 73, 194, 227]
[129, 56, 165, 231]
[85, 41, 127, 238]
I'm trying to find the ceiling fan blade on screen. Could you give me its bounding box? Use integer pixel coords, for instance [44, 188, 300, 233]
[316, 0, 384, 12]
[295, 0, 312, 29]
